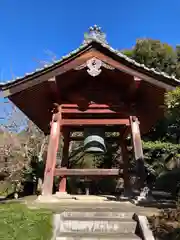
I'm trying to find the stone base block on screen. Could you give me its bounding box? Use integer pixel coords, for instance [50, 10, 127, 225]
[56, 233, 140, 239]
[61, 211, 134, 220]
[59, 219, 136, 234]
[35, 195, 60, 203]
[72, 195, 107, 201]
[55, 192, 75, 199]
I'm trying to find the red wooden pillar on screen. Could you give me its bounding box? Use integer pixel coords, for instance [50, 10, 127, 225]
[58, 129, 70, 193]
[42, 109, 61, 195]
[121, 139, 131, 196]
[130, 116, 143, 159]
[129, 116, 146, 190]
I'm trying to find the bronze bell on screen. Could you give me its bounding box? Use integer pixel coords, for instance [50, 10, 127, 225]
[84, 128, 106, 154]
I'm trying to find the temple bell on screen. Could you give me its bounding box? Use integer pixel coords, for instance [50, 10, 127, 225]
[84, 128, 106, 154]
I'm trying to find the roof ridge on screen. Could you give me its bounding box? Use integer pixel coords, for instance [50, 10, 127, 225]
[0, 38, 180, 87]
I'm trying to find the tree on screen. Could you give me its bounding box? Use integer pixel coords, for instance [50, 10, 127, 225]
[122, 38, 179, 78]
[165, 87, 180, 144]
[0, 100, 48, 196]
[0, 50, 60, 197]
[122, 39, 180, 195]
[0, 100, 28, 182]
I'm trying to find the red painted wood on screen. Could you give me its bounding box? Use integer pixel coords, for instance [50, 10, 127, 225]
[54, 168, 122, 176]
[61, 104, 110, 109]
[61, 119, 130, 126]
[62, 108, 116, 114]
[130, 116, 146, 190]
[48, 77, 61, 103]
[59, 176, 66, 192]
[129, 116, 144, 160]
[42, 112, 61, 195]
[67, 125, 122, 132]
[58, 130, 70, 192]
[121, 126, 130, 139]
[134, 76, 142, 89]
[121, 140, 131, 194]
[70, 136, 120, 141]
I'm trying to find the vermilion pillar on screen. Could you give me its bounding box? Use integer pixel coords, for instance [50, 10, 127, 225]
[42, 111, 61, 195]
[58, 129, 70, 193]
[121, 140, 131, 196]
[130, 116, 146, 190]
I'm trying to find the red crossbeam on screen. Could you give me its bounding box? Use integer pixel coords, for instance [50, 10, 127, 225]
[61, 104, 110, 109]
[54, 168, 122, 176]
[61, 119, 130, 126]
[70, 135, 120, 141]
[62, 108, 116, 114]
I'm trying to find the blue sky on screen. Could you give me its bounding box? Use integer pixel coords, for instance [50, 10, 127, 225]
[0, 0, 180, 83]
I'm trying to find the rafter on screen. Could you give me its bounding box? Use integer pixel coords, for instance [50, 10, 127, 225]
[48, 76, 61, 104]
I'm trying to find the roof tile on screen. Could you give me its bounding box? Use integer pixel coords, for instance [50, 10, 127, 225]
[0, 28, 180, 87]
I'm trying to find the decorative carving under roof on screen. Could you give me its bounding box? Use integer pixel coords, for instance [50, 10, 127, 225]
[87, 57, 102, 77]
[74, 57, 115, 77]
[83, 25, 108, 44]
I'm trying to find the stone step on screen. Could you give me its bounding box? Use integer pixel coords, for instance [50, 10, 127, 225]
[62, 216, 133, 221]
[61, 211, 134, 220]
[56, 232, 140, 239]
[59, 219, 137, 234]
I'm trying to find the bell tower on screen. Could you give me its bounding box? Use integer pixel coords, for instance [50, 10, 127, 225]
[1, 25, 175, 199]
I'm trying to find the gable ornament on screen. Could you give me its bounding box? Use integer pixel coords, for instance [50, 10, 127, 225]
[87, 57, 102, 77]
[74, 57, 114, 77]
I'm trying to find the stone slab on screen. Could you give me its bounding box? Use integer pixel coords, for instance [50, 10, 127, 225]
[59, 219, 136, 233]
[61, 211, 134, 220]
[35, 195, 60, 203]
[55, 192, 76, 199]
[71, 195, 108, 201]
[131, 198, 176, 208]
[33, 196, 133, 204]
[30, 201, 159, 217]
[56, 232, 140, 239]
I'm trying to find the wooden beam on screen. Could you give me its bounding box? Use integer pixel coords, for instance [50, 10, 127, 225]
[42, 111, 61, 195]
[62, 104, 131, 116]
[129, 116, 146, 190]
[121, 126, 130, 140]
[70, 135, 120, 141]
[59, 129, 70, 193]
[68, 125, 122, 132]
[134, 76, 142, 87]
[2, 50, 95, 97]
[129, 116, 143, 160]
[123, 77, 141, 103]
[61, 129, 70, 167]
[61, 119, 130, 126]
[62, 104, 110, 109]
[92, 50, 175, 91]
[54, 168, 122, 176]
[121, 140, 131, 195]
[48, 77, 61, 103]
[2, 48, 176, 98]
[62, 109, 117, 114]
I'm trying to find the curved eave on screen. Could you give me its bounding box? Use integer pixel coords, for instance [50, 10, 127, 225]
[0, 43, 92, 92]
[0, 39, 180, 95]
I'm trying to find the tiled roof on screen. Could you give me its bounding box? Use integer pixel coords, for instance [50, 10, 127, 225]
[1, 25, 180, 88]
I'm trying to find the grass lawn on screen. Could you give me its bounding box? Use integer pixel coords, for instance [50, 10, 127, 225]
[0, 203, 53, 240]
